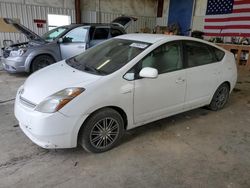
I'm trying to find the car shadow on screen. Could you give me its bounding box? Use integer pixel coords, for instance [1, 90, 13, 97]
[120, 107, 212, 146]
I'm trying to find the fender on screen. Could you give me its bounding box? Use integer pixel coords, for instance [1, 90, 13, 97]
[24, 43, 61, 72]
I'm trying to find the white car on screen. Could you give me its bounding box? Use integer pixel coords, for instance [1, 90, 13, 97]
[14, 34, 237, 153]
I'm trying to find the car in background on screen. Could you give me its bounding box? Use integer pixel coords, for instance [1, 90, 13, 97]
[1, 16, 136, 73]
[14, 34, 237, 153]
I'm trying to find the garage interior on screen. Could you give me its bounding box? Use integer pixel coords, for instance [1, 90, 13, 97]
[0, 0, 250, 187]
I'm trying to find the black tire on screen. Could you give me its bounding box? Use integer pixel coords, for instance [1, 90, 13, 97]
[208, 83, 230, 111]
[31, 55, 55, 73]
[79, 108, 124, 153]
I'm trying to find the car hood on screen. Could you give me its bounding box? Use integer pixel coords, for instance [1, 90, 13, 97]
[21, 61, 101, 104]
[3, 18, 45, 42]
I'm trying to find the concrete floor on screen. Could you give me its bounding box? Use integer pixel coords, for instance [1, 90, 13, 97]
[0, 67, 250, 188]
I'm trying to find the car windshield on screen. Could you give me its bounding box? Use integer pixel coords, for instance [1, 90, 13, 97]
[66, 38, 151, 75]
[42, 27, 67, 42]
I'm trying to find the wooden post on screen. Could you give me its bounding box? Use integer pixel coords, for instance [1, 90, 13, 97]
[75, 0, 81, 24]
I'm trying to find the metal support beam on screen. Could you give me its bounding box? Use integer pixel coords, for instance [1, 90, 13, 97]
[75, 0, 81, 23]
[157, 0, 164, 17]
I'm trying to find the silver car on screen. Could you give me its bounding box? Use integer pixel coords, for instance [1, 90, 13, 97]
[1, 16, 136, 73]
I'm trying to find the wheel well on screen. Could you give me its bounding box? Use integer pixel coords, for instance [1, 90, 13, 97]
[30, 54, 56, 72]
[109, 106, 128, 130]
[223, 81, 231, 91]
[77, 106, 128, 143]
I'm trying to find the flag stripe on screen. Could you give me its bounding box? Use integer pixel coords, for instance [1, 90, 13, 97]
[204, 32, 250, 37]
[205, 25, 250, 29]
[205, 16, 250, 22]
[233, 4, 250, 9]
[204, 28, 250, 33]
[205, 12, 250, 19]
[205, 21, 250, 26]
[233, 8, 250, 13]
[234, 0, 250, 5]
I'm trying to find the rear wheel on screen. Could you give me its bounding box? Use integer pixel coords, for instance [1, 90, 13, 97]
[208, 83, 229, 111]
[31, 55, 55, 73]
[79, 108, 124, 153]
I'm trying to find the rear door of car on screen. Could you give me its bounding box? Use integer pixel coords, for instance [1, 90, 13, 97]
[183, 40, 221, 110]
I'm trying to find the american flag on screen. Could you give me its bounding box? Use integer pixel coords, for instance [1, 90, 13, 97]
[204, 0, 250, 37]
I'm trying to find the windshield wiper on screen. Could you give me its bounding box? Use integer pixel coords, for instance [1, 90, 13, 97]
[66, 58, 107, 75]
[84, 64, 107, 75]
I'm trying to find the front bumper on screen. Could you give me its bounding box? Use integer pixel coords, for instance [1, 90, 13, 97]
[14, 93, 88, 149]
[2, 56, 26, 73]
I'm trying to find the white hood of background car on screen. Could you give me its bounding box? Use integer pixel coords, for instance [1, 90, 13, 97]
[21, 61, 101, 104]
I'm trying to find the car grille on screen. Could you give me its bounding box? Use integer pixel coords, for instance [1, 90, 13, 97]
[19, 96, 36, 109]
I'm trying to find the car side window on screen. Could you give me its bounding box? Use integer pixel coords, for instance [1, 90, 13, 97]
[62, 27, 87, 43]
[212, 47, 225, 61]
[140, 41, 182, 74]
[185, 41, 217, 67]
[93, 28, 109, 40]
[111, 28, 123, 37]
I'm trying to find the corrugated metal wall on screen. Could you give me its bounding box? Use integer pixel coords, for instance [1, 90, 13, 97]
[82, 11, 157, 33]
[0, 1, 157, 49]
[0, 2, 75, 48]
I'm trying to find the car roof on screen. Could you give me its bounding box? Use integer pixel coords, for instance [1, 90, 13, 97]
[115, 34, 225, 50]
[115, 34, 207, 44]
[115, 34, 169, 43]
[66, 23, 125, 28]
[60, 23, 126, 33]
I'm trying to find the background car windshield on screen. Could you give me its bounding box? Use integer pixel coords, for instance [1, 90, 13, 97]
[66, 39, 150, 75]
[42, 27, 67, 42]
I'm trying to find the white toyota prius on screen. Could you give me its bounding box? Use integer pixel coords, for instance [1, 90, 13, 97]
[15, 34, 237, 153]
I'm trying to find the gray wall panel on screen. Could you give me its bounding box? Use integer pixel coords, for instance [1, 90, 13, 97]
[82, 10, 156, 33]
[0, 2, 75, 48]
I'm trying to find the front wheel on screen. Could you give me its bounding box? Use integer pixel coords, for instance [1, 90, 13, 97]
[31, 55, 55, 73]
[208, 83, 230, 111]
[79, 108, 124, 153]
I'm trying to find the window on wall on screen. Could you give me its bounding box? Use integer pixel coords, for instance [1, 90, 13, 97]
[48, 14, 71, 30]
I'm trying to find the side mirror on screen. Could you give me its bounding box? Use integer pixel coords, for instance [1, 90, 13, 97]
[139, 67, 158, 79]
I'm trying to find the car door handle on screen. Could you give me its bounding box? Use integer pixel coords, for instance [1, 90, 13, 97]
[175, 78, 185, 84]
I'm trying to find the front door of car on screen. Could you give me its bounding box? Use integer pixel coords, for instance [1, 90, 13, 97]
[133, 41, 187, 124]
[183, 40, 220, 109]
[59, 27, 88, 59]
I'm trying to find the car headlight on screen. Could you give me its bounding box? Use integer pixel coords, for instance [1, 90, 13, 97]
[35, 87, 85, 113]
[9, 48, 27, 57]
